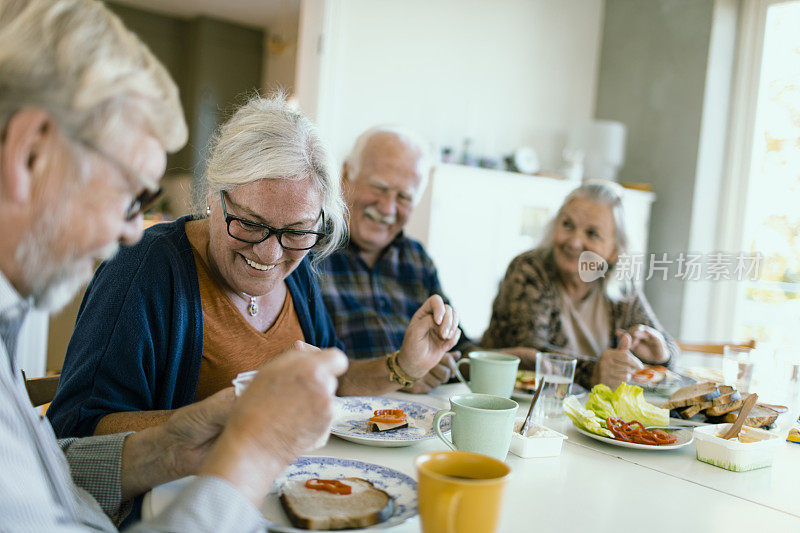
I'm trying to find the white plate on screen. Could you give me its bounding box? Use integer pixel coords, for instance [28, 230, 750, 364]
[330, 396, 449, 447]
[265, 456, 417, 532]
[573, 425, 694, 450]
[143, 457, 416, 532]
[512, 383, 588, 402]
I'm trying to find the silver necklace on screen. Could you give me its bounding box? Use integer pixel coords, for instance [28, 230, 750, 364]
[240, 292, 259, 316]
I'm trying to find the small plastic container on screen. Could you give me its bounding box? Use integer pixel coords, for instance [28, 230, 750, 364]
[509, 418, 568, 458]
[693, 423, 782, 472]
[232, 370, 257, 397]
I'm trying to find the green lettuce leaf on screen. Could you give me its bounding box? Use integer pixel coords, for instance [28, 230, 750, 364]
[610, 382, 669, 427]
[585, 384, 617, 424]
[563, 395, 614, 437]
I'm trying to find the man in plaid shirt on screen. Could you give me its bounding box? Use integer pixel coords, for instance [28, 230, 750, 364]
[319, 127, 471, 392]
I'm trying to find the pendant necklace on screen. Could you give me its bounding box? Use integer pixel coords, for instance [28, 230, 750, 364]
[202, 241, 260, 317]
[240, 292, 259, 316]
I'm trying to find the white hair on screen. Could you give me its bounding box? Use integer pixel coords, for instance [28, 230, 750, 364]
[540, 180, 629, 255]
[0, 0, 186, 310]
[539, 180, 630, 299]
[197, 94, 348, 264]
[0, 0, 187, 157]
[344, 125, 432, 204]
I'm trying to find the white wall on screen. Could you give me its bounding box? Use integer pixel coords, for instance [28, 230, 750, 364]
[262, 10, 300, 94]
[300, 0, 605, 171]
[594, 0, 720, 337]
[295, 0, 329, 123]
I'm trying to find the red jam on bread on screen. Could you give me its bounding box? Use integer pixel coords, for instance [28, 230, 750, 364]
[367, 409, 408, 432]
[305, 479, 352, 495]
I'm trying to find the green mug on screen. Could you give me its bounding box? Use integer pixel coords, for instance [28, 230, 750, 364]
[433, 393, 518, 461]
[454, 351, 520, 398]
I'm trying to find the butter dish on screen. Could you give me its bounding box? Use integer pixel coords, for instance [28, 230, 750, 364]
[510, 418, 568, 458]
[694, 423, 782, 471]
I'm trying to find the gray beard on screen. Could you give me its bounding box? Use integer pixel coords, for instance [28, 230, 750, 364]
[14, 215, 118, 314]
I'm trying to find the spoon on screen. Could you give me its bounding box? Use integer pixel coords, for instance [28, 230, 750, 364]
[519, 379, 546, 436]
[720, 393, 758, 440]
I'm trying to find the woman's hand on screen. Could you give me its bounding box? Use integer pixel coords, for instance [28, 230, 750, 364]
[596, 333, 644, 389]
[618, 324, 668, 364]
[397, 295, 461, 379]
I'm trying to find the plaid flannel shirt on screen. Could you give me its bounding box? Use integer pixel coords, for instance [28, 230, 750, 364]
[318, 234, 471, 360]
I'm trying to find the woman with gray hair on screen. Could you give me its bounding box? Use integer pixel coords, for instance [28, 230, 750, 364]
[482, 181, 678, 389]
[48, 95, 460, 438]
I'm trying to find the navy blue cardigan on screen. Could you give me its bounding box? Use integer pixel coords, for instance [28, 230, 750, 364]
[48, 216, 343, 438]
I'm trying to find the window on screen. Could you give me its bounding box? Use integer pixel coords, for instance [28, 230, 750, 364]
[727, 1, 800, 344]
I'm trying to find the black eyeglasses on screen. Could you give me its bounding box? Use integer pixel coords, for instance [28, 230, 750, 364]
[219, 190, 327, 250]
[125, 187, 163, 220]
[77, 138, 162, 220]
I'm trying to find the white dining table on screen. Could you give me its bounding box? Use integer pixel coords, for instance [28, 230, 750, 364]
[144, 382, 800, 532]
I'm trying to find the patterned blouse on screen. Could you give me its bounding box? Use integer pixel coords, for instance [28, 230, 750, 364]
[481, 248, 679, 389]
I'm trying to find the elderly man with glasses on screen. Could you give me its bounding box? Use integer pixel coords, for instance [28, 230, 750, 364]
[47, 95, 461, 447]
[0, 0, 354, 531]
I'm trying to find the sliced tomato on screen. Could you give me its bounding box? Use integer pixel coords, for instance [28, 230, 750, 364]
[631, 368, 655, 383]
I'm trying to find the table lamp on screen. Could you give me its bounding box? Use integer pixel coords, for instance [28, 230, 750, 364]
[566, 120, 627, 181]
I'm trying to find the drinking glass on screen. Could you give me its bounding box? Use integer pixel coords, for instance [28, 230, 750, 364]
[775, 347, 800, 401]
[534, 353, 577, 419]
[722, 345, 755, 393]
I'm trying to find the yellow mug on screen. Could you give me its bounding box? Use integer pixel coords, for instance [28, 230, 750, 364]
[415, 451, 511, 533]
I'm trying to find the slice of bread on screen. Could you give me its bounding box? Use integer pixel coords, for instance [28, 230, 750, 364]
[280, 477, 394, 530]
[711, 389, 741, 407]
[716, 385, 735, 395]
[661, 382, 720, 410]
[367, 420, 408, 432]
[717, 404, 780, 428]
[759, 403, 788, 414]
[678, 401, 712, 419]
[705, 394, 747, 417]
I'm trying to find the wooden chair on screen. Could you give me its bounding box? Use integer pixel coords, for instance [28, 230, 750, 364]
[20, 370, 60, 408]
[677, 339, 756, 355]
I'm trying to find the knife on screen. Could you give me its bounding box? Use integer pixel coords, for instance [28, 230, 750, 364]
[519, 379, 546, 436]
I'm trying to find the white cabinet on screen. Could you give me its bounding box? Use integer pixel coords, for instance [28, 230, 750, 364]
[405, 164, 655, 340]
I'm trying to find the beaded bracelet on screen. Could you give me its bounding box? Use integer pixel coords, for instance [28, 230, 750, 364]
[386, 351, 419, 388]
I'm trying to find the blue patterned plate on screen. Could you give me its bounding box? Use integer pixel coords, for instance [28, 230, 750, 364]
[331, 396, 449, 447]
[264, 456, 417, 532]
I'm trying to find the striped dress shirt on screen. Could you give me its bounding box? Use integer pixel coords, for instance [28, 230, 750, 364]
[0, 271, 265, 531]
